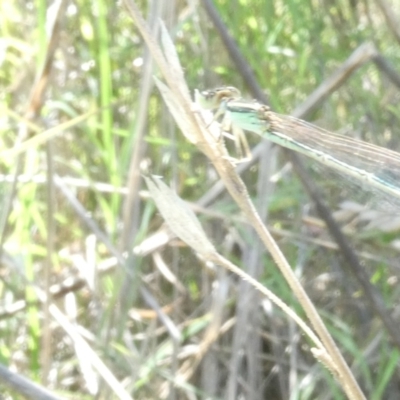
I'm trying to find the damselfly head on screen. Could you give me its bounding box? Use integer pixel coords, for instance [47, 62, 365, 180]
[195, 86, 241, 110]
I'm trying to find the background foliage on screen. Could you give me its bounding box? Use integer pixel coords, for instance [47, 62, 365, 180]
[1, 0, 400, 399]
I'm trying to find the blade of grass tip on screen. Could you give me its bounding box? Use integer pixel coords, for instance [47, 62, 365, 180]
[144, 175, 216, 257]
[154, 77, 198, 144]
[159, 21, 191, 101]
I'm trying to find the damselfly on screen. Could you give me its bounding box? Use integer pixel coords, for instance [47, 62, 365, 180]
[195, 87, 400, 202]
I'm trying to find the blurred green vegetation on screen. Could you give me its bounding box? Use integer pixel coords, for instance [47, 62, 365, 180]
[1, 0, 400, 398]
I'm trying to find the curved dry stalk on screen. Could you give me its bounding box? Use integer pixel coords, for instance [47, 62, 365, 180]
[144, 174, 325, 364]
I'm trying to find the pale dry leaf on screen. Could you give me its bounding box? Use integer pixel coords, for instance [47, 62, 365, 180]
[159, 21, 191, 101]
[144, 175, 216, 257]
[154, 77, 197, 144]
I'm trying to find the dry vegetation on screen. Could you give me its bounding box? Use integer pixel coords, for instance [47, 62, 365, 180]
[1, 0, 400, 399]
